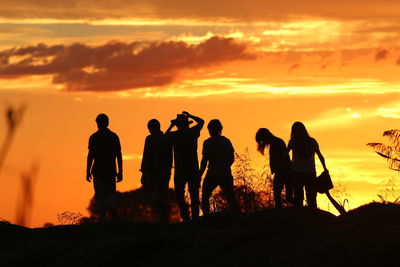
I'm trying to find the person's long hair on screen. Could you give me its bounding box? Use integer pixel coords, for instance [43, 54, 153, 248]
[290, 121, 313, 157]
[256, 128, 272, 155]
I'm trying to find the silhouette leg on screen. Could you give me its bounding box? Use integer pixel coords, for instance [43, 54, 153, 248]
[106, 190, 118, 220]
[93, 177, 109, 221]
[188, 173, 201, 219]
[157, 175, 171, 223]
[174, 175, 190, 221]
[305, 174, 317, 208]
[141, 173, 157, 207]
[305, 185, 317, 208]
[293, 172, 305, 207]
[273, 173, 284, 208]
[201, 174, 218, 216]
[96, 197, 106, 221]
[219, 175, 239, 213]
[285, 171, 295, 204]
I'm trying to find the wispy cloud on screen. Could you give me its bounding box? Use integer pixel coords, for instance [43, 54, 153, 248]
[129, 77, 400, 99]
[2, 0, 400, 21]
[303, 102, 400, 130]
[325, 150, 397, 186]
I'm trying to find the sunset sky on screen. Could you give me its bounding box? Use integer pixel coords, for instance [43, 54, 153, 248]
[1, 1, 399, 227]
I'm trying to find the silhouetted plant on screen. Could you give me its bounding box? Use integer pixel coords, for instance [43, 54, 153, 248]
[367, 129, 400, 171]
[87, 188, 181, 223]
[209, 148, 274, 213]
[328, 179, 351, 212]
[57, 211, 84, 225]
[0, 102, 35, 226]
[235, 149, 275, 211]
[0, 103, 26, 172]
[15, 163, 39, 226]
[43, 222, 55, 228]
[376, 177, 400, 204]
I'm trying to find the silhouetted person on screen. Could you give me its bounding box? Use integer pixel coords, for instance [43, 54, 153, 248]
[140, 119, 173, 222]
[86, 114, 123, 221]
[287, 121, 328, 208]
[200, 119, 239, 215]
[256, 128, 293, 208]
[166, 111, 204, 221]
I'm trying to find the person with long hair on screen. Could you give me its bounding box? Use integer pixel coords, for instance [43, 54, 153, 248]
[255, 128, 293, 208]
[287, 121, 328, 208]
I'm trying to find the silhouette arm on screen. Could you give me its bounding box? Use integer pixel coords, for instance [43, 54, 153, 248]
[200, 155, 208, 178]
[287, 140, 292, 154]
[287, 140, 293, 161]
[229, 141, 235, 166]
[165, 121, 176, 134]
[315, 143, 328, 172]
[140, 136, 151, 173]
[182, 111, 204, 130]
[200, 141, 209, 177]
[86, 150, 94, 182]
[116, 149, 123, 182]
[229, 151, 235, 166]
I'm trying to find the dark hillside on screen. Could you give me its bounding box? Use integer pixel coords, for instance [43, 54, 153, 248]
[2, 203, 400, 266]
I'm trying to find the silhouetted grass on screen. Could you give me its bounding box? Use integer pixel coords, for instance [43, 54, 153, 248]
[0, 103, 26, 172]
[15, 163, 39, 226]
[0, 102, 39, 227]
[57, 211, 84, 225]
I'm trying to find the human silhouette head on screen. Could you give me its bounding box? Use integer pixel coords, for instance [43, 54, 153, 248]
[255, 128, 273, 155]
[290, 121, 313, 157]
[208, 119, 223, 137]
[172, 114, 193, 130]
[148, 119, 161, 134]
[290, 121, 310, 140]
[96, 113, 109, 130]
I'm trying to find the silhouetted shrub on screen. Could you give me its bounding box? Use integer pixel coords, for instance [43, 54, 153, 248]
[87, 188, 181, 223]
[57, 211, 84, 225]
[209, 148, 275, 213]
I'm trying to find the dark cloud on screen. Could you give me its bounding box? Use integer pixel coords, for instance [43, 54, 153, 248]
[0, 37, 257, 92]
[320, 63, 328, 70]
[374, 48, 389, 61]
[288, 63, 300, 73]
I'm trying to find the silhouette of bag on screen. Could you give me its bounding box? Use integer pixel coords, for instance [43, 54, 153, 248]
[315, 170, 333, 193]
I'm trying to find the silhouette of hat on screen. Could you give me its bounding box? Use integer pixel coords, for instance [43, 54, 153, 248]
[172, 114, 193, 125]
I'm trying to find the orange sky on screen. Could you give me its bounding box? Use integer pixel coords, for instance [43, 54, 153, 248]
[0, 1, 399, 227]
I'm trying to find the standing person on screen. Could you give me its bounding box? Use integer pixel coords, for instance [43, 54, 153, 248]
[287, 121, 328, 208]
[255, 128, 293, 208]
[86, 114, 123, 221]
[140, 119, 173, 222]
[166, 111, 204, 222]
[200, 119, 239, 216]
